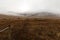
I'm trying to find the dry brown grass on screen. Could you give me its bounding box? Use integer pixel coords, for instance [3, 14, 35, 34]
[0, 14, 60, 40]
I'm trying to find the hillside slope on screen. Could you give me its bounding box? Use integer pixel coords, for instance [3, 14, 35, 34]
[0, 12, 60, 40]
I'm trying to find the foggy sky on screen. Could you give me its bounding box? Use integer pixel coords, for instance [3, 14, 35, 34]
[0, 0, 60, 15]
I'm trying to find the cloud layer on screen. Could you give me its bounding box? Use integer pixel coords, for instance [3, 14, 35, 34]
[0, 0, 60, 15]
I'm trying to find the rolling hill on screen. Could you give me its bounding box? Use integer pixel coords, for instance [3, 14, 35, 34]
[0, 12, 60, 40]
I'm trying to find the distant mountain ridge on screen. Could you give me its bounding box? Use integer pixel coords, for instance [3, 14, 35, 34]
[0, 11, 60, 19]
[17, 12, 59, 18]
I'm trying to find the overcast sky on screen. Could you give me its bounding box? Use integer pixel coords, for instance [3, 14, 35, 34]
[0, 0, 60, 15]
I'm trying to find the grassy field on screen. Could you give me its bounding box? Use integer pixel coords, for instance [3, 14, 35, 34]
[0, 14, 60, 40]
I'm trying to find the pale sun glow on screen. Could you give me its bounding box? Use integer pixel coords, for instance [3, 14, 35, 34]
[19, 2, 30, 13]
